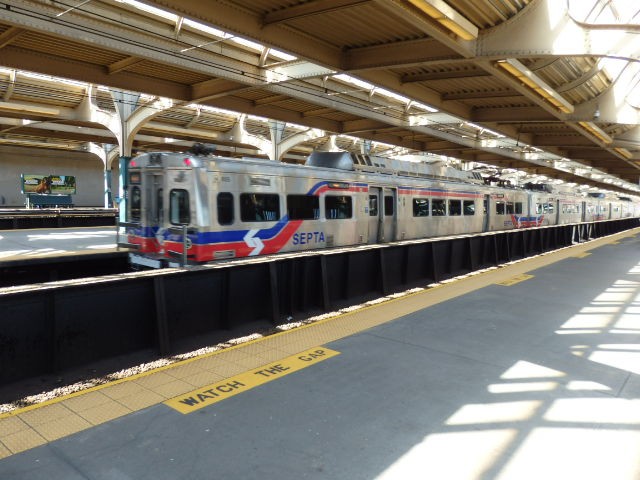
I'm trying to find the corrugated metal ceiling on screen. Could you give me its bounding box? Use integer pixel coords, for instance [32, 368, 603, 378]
[0, 0, 638, 193]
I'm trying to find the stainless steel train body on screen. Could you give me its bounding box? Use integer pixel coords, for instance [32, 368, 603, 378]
[123, 151, 639, 267]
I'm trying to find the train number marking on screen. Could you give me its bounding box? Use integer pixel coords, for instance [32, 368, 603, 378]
[164, 347, 340, 414]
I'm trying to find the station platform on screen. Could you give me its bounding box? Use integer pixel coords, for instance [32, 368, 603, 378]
[0, 228, 639, 479]
[0, 226, 119, 263]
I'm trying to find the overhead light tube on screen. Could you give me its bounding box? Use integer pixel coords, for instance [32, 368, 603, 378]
[407, 0, 478, 40]
[495, 59, 574, 114]
[613, 147, 632, 159]
[577, 121, 613, 144]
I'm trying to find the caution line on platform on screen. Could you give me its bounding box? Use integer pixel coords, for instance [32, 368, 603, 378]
[165, 347, 340, 414]
[495, 273, 534, 286]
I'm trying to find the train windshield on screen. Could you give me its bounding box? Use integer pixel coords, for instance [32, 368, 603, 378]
[170, 189, 190, 224]
[130, 186, 141, 221]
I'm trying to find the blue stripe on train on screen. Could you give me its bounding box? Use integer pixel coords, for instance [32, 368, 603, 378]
[132, 179, 367, 244]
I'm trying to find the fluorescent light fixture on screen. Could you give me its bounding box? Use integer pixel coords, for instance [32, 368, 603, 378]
[118, 0, 177, 22]
[407, 0, 478, 40]
[412, 101, 438, 113]
[577, 121, 613, 144]
[613, 147, 633, 159]
[333, 74, 375, 90]
[495, 59, 574, 114]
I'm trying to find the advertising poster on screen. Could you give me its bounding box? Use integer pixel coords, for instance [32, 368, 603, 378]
[21, 174, 77, 195]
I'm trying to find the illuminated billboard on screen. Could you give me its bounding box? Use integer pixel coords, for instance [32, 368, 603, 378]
[21, 174, 77, 195]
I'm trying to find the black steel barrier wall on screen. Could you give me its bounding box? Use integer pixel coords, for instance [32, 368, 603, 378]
[1, 218, 638, 385]
[0, 209, 117, 229]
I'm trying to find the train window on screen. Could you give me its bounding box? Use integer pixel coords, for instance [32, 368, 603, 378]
[217, 192, 234, 225]
[536, 203, 543, 214]
[463, 200, 475, 215]
[369, 196, 378, 216]
[547, 203, 554, 214]
[129, 172, 141, 184]
[449, 199, 462, 216]
[155, 188, 163, 223]
[506, 202, 514, 214]
[130, 186, 141, 221]
[432, 199, 446, 216]
[483, 199, 487, 215]
[240, 193, 280, 222]
[496, 201, 505, 215]
[169, 189, 190, 225]
[564, 204, 578, 214]
[384, 196, 394, 216]
[287, 194, 319, 220]
[515, 202, 523, 214]
[413, 198, 429, 217]
[325, 195, 352, 219]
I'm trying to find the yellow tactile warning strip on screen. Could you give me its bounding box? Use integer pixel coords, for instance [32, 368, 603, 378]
[495, 273, 534, 286]
[574, 252, 592, 258]
[166, 347, 340, 414]
[0, 227, 637, 459]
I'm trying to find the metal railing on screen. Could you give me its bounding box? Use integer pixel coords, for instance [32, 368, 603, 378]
[167, 225, 190, 267]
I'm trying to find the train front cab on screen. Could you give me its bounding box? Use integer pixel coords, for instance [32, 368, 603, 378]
[126, 155, 198, 266]
[126, 163, 167, 255]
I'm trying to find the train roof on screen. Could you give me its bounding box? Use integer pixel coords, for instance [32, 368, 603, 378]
[130, 151, 640, 202]
[130, 151, 485, 187]
[306, 151, 485, 185]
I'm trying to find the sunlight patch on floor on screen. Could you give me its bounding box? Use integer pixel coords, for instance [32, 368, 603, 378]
[375, 429, 517, 480]
[500, 361, 565, 380]
[487, 382, 557, 394]
[496, 428, 640, 480]
[545, 398, 640, 424]
[446, 401, 542, 426]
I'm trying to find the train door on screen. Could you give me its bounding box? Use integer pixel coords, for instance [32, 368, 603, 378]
[367, 186, 396, 243]
[144, 171, 165, 246]
[482, 194, 490, 232]
[367, 187, 381, 243]
[148, 172, 164, 225]
[382, 187, 397, 242]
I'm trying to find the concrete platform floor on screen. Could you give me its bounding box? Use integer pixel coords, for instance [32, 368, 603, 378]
[0, 226, 118, 262]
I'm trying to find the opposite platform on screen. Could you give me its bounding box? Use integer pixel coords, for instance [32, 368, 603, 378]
[1, 228, 639, 479]
[0, 226, 119, 263]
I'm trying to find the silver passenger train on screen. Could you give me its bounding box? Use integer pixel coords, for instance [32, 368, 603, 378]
[122, 149, 640, 267]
